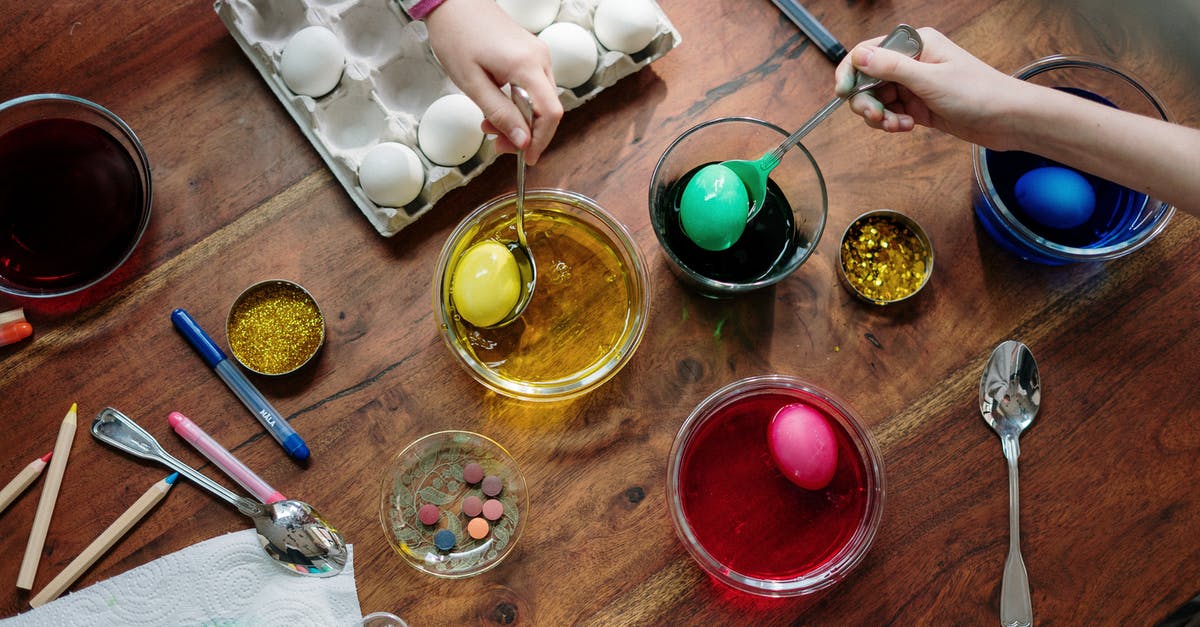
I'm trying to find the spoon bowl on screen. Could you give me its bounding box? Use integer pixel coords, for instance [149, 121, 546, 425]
[978, 340, 1040, 627]
[91, 407, 348, 577]
[477, 85, 538, 329]
[678, 24, 922, 251]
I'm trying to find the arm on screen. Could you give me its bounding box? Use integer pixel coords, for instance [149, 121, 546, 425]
[835, 27, 1200, 216]
[416, 0, 563, 165]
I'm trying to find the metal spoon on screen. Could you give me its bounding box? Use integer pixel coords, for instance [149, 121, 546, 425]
[979, 340, 1040, 627]
[484, 84, 538, 328]
[725, 23, 923, 221]
[91, 407, 348, 577]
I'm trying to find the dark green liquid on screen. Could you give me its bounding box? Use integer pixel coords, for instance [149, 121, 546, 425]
[660, 164, 803, 283]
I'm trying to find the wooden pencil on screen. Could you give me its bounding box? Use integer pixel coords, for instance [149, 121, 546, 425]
[0, 452, 51, 516]
[29, 473, 177, 607]
[16, 404, 78, 591]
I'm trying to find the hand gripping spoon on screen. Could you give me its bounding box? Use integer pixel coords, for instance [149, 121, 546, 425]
[678, 24, 923, 251]
[979, 341, 1041, 627]
[91, 407, 348, 577]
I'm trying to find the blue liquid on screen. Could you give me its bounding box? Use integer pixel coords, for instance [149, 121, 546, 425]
[976, 87, 1149, 263]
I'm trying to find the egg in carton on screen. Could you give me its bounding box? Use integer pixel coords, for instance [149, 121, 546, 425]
[214, 0, 681, 237]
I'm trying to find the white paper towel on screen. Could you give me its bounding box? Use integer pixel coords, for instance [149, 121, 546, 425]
[3, 528, 362, 626]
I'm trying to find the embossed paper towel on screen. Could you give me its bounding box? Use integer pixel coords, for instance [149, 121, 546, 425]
[3, 529, 361, 626]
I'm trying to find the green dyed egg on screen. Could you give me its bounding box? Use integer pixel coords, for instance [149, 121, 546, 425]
[679, 163, 750, 251]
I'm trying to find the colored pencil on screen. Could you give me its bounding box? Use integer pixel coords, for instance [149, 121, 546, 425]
[29, 473, 178, 608]
[0, 452, 52, 515]
[16, 404, 78, 591]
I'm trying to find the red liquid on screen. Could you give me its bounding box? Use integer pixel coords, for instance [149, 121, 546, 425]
[0, 117, 145, 291]
[679, 392, 869, 580]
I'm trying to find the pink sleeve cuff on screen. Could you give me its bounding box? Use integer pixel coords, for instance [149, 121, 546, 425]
[405, 0, 447, 20]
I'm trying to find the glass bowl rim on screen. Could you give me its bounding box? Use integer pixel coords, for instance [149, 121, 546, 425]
[377, 429, 529, 579]
[0, 93, 153, 298]
[971, 55, 1175, 260]
[433, 188, 650, 401]
[649, 116, 828, 293]
[666, 374, 886, 597]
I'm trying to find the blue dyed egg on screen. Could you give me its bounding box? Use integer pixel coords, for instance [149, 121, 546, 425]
[678, 163, 750, 251]
[1014, 166, 1096, 230]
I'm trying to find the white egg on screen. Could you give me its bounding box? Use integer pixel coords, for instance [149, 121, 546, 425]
[358, 142, 424, 207]
[418, 94, 486, 167]
[497, 0, 561, 33]
[593, 0, 659, 54]
[538, 22, 598, 89]
[279, 26, 346, 98]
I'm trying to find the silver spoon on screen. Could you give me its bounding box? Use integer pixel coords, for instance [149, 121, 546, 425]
[484, 84, 538, 328]
[91, 407, 348, 577]
[979, 340, 1040, 627]
[726, 23, 923, 221]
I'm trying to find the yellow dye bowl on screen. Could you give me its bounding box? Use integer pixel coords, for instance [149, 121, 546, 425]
[434, 189, 650, 401]
[226, 279, 325, 375]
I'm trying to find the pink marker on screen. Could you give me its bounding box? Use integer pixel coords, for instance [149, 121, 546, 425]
[168, 411, 285, 504]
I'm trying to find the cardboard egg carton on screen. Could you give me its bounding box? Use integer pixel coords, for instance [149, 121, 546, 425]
[214, 0, 681, 237]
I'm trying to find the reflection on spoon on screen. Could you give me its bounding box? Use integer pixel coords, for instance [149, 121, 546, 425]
[978, 340, 1040, 627]
[91, 407, 348, 577]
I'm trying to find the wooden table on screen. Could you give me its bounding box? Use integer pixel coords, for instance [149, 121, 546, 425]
[3, 1, 1198, 624]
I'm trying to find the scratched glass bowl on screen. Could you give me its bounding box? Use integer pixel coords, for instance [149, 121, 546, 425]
[379, 430, 528, 578]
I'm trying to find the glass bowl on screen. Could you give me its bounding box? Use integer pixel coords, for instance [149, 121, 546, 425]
[0, 94, 152, 297]
[649, 117, 827, 297]
[433, 189, 649, 402]
[972, 56, 1175, 265]
[667, 375, 885, 597]
[379, 430, 528, 578]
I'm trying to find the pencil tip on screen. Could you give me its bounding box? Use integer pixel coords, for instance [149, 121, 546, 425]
[68, 402, 77, 414]
[39, 451, 53, 463]
[165, 472, 180, 485]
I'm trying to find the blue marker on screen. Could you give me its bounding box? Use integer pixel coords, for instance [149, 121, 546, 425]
[170, 308, 310, 461]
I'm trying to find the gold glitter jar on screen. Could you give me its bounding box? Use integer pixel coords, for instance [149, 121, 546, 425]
[226, 279, 325, 375]
[838, 210, 933, 305]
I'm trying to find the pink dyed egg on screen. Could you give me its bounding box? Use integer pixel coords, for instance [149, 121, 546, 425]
[768, 403, 838, 490]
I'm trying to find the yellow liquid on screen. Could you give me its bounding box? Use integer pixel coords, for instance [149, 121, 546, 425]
[443, 203, 640, 392]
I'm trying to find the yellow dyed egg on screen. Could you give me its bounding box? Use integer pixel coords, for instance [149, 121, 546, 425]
[451, 240, 521, 327]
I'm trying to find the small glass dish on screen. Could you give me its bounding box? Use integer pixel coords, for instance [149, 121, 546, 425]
[837, 209, 933, 305]
[0, 94, 152, 297]
[649, 117, 827, 297]
[972, 55, 1175, 264]
[667, 375, 885, 597]
[433, 189, 649, 401]
[379, 431, 528, 578]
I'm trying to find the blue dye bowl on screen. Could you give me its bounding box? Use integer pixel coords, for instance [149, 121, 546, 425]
[972, 56, 1175, 265]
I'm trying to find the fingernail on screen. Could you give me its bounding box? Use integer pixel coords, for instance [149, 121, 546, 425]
[511, 128, 529, 148]
[852, 46, 874, 67]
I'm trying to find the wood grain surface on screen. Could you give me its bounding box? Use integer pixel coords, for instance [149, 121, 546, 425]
[2, 0, 1198, 624]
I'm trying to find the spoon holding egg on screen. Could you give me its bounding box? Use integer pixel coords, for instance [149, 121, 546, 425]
[678, 24, 923, 251]
[450, 86, 538, 328]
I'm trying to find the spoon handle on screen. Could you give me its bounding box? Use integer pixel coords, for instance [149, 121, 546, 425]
[510, 84, 534, 250]
[766, 24, 924, 164]
[1001, 438, 1033, 627]
[92, 407, 263, 517]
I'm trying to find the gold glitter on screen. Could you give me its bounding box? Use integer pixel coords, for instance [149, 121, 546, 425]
[840, 214, 930, 304]
[227, 281, 324, 375]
